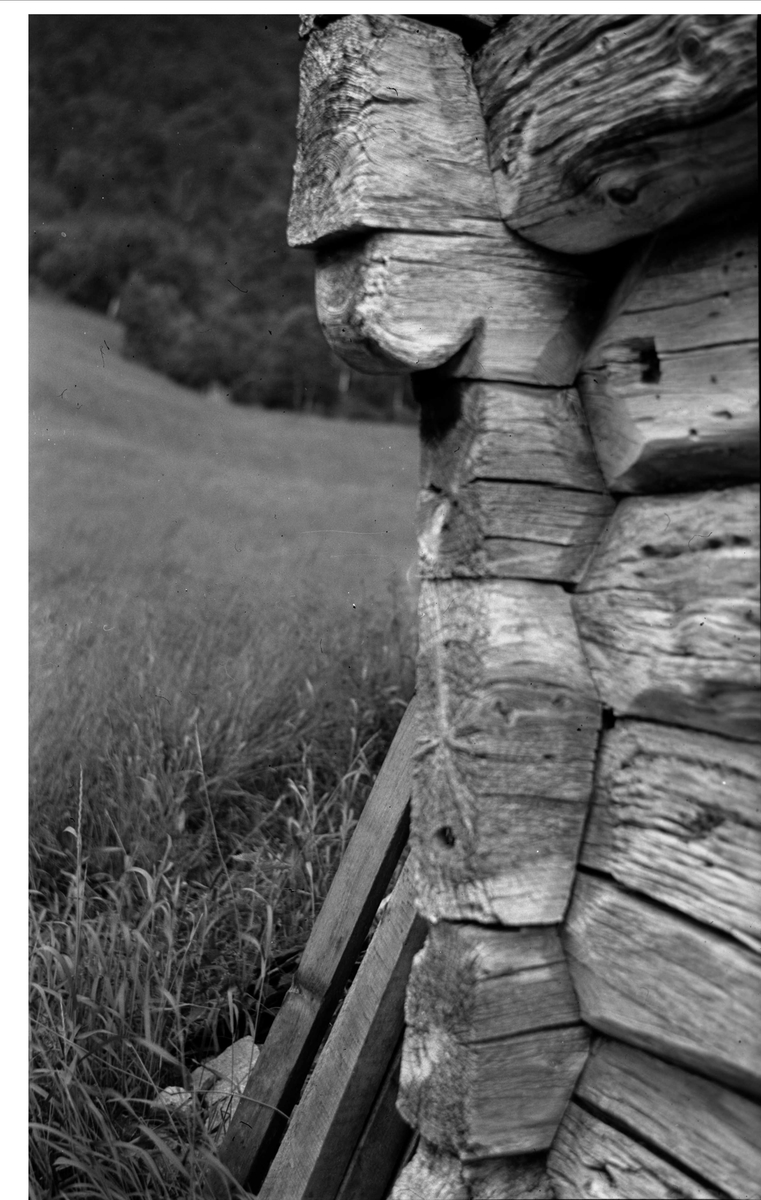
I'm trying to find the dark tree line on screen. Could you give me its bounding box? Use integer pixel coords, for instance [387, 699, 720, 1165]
[29, 15, 414, 420]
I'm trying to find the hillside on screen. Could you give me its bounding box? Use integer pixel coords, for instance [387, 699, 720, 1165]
[31, 294, 418, 622]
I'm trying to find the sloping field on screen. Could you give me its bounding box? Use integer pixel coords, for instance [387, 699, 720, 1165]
[30, 294, 418, 619]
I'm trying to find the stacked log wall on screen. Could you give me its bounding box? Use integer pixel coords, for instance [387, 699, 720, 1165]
[288, 14, 759, 1199]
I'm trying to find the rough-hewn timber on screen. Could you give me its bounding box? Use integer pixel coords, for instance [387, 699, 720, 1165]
[573, 1037, 761, 1199]
[580, 720, 761, 951]
[563, 873, 761, 1096]
[314, 230, 605, 384]
[289, 16, 503, 247]
[579, 208, 759, 492]
[392, 1138, 554, 1200]
[414, 579, 601, 924]
[548, 1101, 722, 1199]
[474, 15, 758, 252]
[398, 923, 588, 1158]
[572, 485, 761, 741]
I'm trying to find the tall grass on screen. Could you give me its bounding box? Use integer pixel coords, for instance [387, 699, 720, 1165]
[30, 577, 415, 1197]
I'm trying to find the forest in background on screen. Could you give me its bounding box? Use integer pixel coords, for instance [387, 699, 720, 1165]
[29, 14, 414, 420]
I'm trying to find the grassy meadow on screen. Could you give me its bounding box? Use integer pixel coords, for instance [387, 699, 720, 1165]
[29, 294, 419, 1197]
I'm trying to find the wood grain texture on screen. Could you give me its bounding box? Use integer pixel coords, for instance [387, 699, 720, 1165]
[334, 1043, 413, 1200]
[563, 873, 761, 1097]
[581, 720, 761, 951]
[474, 15, 758, 252]
[398, 923, 588, 1158]
[314, 230, 603, 385]
[418, 480, 614, 583]
[579, 210, 759, 492]
[417, 377, 613, 582]
[576, 1037, 761, 1199]
[288, 16, 502, 247]
[210, 699, 417, 1194]
[391, 1139, 468, 1200]
[573, 486, 760, 741]
[548, 1102, 722, 1199]
[413, 579, 601, 923]
[392, 1140, 555, 1200]
[258, 856, 427, 1200]
[419, 379, 607, 494]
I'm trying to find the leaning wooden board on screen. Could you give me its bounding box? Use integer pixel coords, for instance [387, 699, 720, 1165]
[208, 698, 418, 1195]
[257, 855, 427, 1200]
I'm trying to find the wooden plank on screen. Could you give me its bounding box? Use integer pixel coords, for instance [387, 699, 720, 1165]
[209, 698, 417, 1195]
[572, 486, 761, 742]
[392, 1139, 555, 1200]
[548, 1101, 722, 1199]
[419, 480, 614, 583]
[581, 720, 761, 951]
[334, 1042, 414, 1200]
[288, 16, 503, 247]
[418, 379, 607, 495]
[474, 16, 758, 252]
[413, 578, 600, 923]
[257, 856, 427, 1200]
[314, 229, 604, 385]
[398, 923, 589, 1157]
[579, 210, 759, 492]
[576, 1036, 761, 1199]
[563, 872, 761, 1096]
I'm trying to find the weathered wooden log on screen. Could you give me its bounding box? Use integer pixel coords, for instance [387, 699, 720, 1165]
[416, 376, 614, 583]
[398, 923, 589, 1158]
[549, 1102, 721, 1199]
[314, 230, 605, 384]
[418, 481, 614, 584]
[571, 1037, 761, 1199]
[563, 872, 761, 1096]
[288, 16, 503, 247]
[579, 209, 759, 492]
[474, 15, 758, 253]
[580, 720, 761, 951]
[391, 1139, 554, 1200]
[572, 485, 761, 741]
[414, 579, 601, 924]
[418, 378, 607, 494]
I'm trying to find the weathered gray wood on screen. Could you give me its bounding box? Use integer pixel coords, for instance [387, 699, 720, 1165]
[573, 486, 761, 741]
[579, 212, 759, 492]
[334, 1043, 413, 1200]
[413, 579, 601, 924]
[288, 16, 503, 247]
[419, 380, 607, 494]
[398, 923, 589, 1158]
[418, 480, 614, 583]
[391, 1139, 468, 1200]
[548, 1101, 722, 1199]
[417, 377, 613, 582]
[258, 856, 427, 1200]
[392, 1140, 555, 1200]
[581, 720, 761, 951]
[576, 1037, 761, 1199]
[563, 873, 761, 1096]
[474, 15, 758, 252]
[314, 230, 603, 385]
[210, 699, 417, 1195]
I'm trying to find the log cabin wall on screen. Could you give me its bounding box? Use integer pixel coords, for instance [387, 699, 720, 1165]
[288, 15, 759, 1199]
